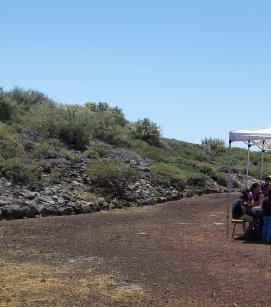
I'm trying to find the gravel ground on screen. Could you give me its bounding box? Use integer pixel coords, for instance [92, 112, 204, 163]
[1, 193, 271, 306]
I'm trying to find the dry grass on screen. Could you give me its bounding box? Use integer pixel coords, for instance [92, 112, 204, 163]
[0, 255, 145, 306]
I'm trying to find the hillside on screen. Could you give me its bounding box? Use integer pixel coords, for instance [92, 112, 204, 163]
[0, 87, 270, 219]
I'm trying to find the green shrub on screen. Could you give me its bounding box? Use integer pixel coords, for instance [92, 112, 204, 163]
[0, 92, 14, 122]
[92, 145, 109, 158]
[201, 137, 226, 156]
[169, 141, 209, 163]
[87, 111, 126, 145]
[194, 162, 217, 176]
[186, 172, 206, 186]
[150, 162, 206, 187]
[0, 157, 41, 188]
[26, 166, 41, 189]
[232, 179, 240, 188]
[60, 148, 79, 161]
[48, 170, 62, 184]
[211, 171, 228, 186]
[150, 162, 186, 184]
[9, 87, 53, 111]
[0, 123, 21, 146]
[86, 159, 140, 196]
[128, 139, 167, 161]
[83, 149, 100, 159]
[131, 118, 162, 147]
[0, 157, 21, 177]
[31, 140, 57, 158]
[0, 144, 22, 160]
[250, 164, 271, 179]
[0, 123, 22, 159]
[58, 124, 89, 150]
[87, 159, 139, 182]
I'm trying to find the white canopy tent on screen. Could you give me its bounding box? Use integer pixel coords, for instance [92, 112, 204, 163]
[227, 125, 271, 240]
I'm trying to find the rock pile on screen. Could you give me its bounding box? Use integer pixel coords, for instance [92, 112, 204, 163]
[0, 136, 229, 220]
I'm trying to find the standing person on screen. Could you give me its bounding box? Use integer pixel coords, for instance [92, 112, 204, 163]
[262, 189, 271, 243]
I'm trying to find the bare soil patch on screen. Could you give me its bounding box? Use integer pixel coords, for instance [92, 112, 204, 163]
[1, 193, 271, 306]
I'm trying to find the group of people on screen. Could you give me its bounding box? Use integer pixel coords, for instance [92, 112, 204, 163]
[232, 176, 271, 242]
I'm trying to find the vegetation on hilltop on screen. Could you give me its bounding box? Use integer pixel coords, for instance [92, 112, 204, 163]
[1, 87, 271, 192]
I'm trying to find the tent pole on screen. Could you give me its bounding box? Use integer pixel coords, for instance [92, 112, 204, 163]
[227, 140, 232, 242]
[260, 141, 265, 182]
[245, 141, 251, 188]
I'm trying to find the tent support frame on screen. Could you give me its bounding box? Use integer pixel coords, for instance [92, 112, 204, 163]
[227, 140, 232, 241]
[227, 138, 268, 241]
[245, 141, 251, 188]
[260, 141, 265, 182]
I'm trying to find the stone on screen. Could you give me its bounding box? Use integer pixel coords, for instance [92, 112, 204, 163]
[39, 205, 62, 216]
[89, 203, 101, 212]
[21, 191, 39, 200]
[59, 206, 73, 215]
[38, 196, 55, 205]
[1, 203, 38, 219]
[69, 201, 94, 214]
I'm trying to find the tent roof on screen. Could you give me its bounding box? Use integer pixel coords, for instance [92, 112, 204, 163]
[230, 126, 271, 143]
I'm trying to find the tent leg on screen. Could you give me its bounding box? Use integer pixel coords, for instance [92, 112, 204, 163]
[245, 141, 251, 188]
[260, 141, 265, 182]
[227, 140, 232, 242]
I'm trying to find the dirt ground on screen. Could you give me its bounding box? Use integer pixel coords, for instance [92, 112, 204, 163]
[1, 193, 271, 306]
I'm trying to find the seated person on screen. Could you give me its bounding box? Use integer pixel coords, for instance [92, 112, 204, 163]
[262, 176, 271, 197]
[262, 189, 271, 243]
[232, 190, 253, 225]
[247, 183, 263, 216]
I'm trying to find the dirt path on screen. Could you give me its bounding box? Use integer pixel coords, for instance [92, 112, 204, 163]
[1, 193, 271, 306]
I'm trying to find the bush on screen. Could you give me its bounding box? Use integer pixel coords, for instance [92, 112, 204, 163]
[211, 171, 228, 186]
[58, 124, 89, 150]
[87, 159, 139, 182]
[9, 87, 53, 111]
[83, 149, 100, 160]
[31, 140, 58, 158]
[26, 166, 41, 189]
[127, 139, 167, 161]
[194, 162, 217, 176]
[0, 123, 22, 159]
[150, 162, 206, 187]
[168, 140, 209, 163]
[86, 159, 140, 196]
[48, 170, 62, 184]
[60, 148, 79, 161]
[150, 162, 186, 185]
[0, 157, 41, 188]
[0, 123, 21, 146]
[87, 111, 126, 145]
[0, 92, 14, 122]
[201, 137, 226, 156]
[250, 164, 271, 179]
[92, 145, 109, 158]
[131, 118, 162, 146]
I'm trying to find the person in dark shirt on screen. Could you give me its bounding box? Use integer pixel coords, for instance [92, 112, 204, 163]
[232, 190, 253, 224]
[262, 188, 271, 243]
[246, 183, 263, 217]
[262, 176, 271, 197]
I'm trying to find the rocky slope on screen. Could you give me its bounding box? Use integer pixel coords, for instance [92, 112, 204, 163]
[0, 134, 230, 220]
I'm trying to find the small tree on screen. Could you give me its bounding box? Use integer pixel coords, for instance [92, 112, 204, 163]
[132, 118, 162, 147]
[9, 87, 53, 111]
[201, 137, 226, 156]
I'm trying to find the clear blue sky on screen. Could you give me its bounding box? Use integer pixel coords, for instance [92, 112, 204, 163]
[1, 0, 271, 144]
